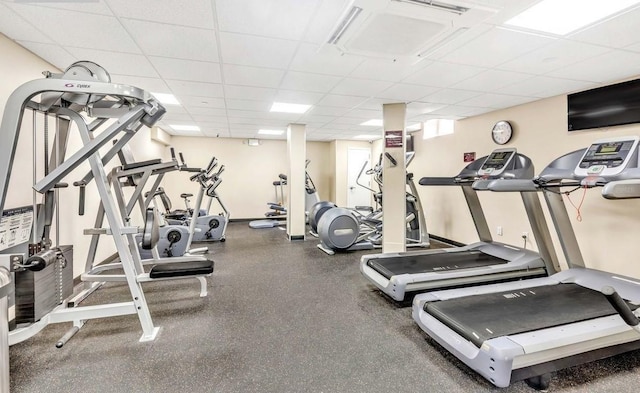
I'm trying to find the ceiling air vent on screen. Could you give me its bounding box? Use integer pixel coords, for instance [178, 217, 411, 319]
[393, 0, 470, 14]
[323, 0, 501, 64]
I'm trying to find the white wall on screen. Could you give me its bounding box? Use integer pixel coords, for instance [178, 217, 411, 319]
[162, 136, 331, 219]
[0, 34, 168, 277]
[413, 92, 640, 278]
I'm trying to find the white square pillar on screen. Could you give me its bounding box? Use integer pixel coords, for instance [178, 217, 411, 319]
[286, 123, 306, 241]
[382, 103, 407, 253]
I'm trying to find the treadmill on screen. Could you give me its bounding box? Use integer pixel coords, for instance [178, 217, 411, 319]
[413, 136, 640, 390]
[360, 148, 559, 302]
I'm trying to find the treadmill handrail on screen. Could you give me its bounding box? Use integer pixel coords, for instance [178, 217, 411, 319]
[419, 177, 461, 186]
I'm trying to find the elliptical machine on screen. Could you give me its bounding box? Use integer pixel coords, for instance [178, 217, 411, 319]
[316, 152, 429, 255]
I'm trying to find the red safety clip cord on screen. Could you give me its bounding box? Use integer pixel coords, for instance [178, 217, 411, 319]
[565, 186, 588, 222]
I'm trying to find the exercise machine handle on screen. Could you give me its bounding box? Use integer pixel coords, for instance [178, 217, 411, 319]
[179, 152, 186, 167]
[385, 152, 397, 166]
[169, 147, 176, 161]
[602, 286, 640, 328]
[73, 180, 87, 216]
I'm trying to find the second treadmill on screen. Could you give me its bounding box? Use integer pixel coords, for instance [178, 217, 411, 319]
[360, 148, 559, 302]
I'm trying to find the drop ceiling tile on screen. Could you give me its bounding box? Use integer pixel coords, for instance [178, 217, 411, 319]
[317, 94, 369, 108]
[108, 0, 214, 29]
[356, 97, 406, 110]
[223, 64, 285, 88]
[407, 102, 447, 115]
[626, 42, 640, 53]
[377, 83, 438, 101]
[17, 42, 76, 70]
[6, 1, 113, 15]
[197, 121, 230, 129]
[224, 99, 271, 111]
[224, 85, 277, 101]
[420, 89, 481, 105]
[498, 39, 610, 74]
[296, 114, 336, 124]
[111, 75, 170, 93]
[458, 93, 535, 109]
[280, 71, 341, 93]
[497, 76, 597, 98]
[290, 44, 364, 76]
[228, 117, 271, 126]
[451, 69, 532, 92]
[330, 78, 393, 97]
[431, 105, 490, 117]
[273, 90, 325, 105]
[332, 117, 370, 126]
[569, 6, 640, 48]
[166, 80, 224, 97]
[421, 23, 495, 60]
[65, 47, 158, 77]
[0, 4, 52, 43]
[306, 106, 349, 116]
[343, 108, 382, 120]
[186, 107, 227, 116]
[545, 50, 640, 83]
[192, 114, 229, 122]
[348, 58, 429, 82]
[202, 129, 230, 137]
[219, 32, 297, 69]
[303, 0, 350, 43]
[7, 4, 139, 53]
[179, 96, 226, 108]
[440, 27, 553, 68]
[150, 57, 221, 83]
[216, 0, 319, 40]
[403, 62, 486, 87]
[122, 19, 218, 62]
[160, 113, 194, 122]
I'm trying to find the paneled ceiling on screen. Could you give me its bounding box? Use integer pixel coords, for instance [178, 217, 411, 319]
[1, 0, 640, 141]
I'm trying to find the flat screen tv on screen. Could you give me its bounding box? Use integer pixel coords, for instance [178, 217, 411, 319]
[568, 78, 640, 131]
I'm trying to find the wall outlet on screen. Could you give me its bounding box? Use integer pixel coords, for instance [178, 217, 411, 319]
[496, 226, 503, 236]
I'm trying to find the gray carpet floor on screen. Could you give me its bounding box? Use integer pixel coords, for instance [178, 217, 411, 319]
[8, 221, 640, 392]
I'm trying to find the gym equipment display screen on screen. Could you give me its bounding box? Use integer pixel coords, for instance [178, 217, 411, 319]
[483, 151, 513, 169]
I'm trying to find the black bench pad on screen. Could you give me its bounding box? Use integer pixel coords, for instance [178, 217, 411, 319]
[149, 260, 214, 279]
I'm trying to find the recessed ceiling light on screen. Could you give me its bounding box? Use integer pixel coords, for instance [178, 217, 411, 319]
[151, 92, 180, 105]
[504, 0, 640, 35]
[170, 124, 200, 131]
[360, 119, 383, 127]
[354, 134, 379, 139]
[270, 102, 312, 114]
[258, 129, 285, 135]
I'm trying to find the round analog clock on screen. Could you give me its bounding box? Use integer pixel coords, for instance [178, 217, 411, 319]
[491, 120, 513, 145]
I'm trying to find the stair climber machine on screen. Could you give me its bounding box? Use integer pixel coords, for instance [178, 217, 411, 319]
[413, 137, 640, 390]
[360, 148, 560, 302]
[249, 160, 320, 229]
[317, 152, 429, 255]
[0, 61, 212, 353]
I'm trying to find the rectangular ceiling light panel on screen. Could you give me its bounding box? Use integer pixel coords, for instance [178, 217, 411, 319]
[258, 129, 285, 135]
[151, 92, 181, 105]
[360, 119, 383, 126]
[170, 124, 200, 131]
[505, 0, 640, 35]
[270, 102, 312, 113]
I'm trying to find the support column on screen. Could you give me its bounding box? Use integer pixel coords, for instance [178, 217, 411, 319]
[286, 123, 306, 241]
[382, 103, 407, 253]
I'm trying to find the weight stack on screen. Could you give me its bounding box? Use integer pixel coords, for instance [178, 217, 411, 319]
[15, 245, 73, 323]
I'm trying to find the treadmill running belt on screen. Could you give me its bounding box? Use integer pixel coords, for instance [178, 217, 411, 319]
[425, 284, 637, 348]
[367, 250, 508, 280]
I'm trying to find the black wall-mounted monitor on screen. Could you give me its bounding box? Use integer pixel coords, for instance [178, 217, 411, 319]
[568, 78, 640, 131]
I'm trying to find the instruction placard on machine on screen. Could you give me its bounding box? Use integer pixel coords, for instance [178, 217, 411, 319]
[0, 206, 33, 252]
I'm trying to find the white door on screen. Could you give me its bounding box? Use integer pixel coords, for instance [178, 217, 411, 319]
[347, 147, 372, 208]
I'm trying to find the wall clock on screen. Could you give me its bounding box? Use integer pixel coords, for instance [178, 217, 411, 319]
[491, 120, 513, 145]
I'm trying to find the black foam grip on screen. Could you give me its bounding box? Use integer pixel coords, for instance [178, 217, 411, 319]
[78, 186, 86, 216]
[170, 147, 176, 160]
[385, 152, 397, 166]
[179, 152, 186, 166]
[602, 286, 640, 327]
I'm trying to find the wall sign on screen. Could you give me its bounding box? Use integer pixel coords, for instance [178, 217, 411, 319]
[463, 152, 476, 162]
[385, 130, 403, 148]
[0, 206, 33, 252]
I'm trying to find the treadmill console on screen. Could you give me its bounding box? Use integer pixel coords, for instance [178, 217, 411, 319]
[575, 136, 640, 177]
[477, 148, 517, 177]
